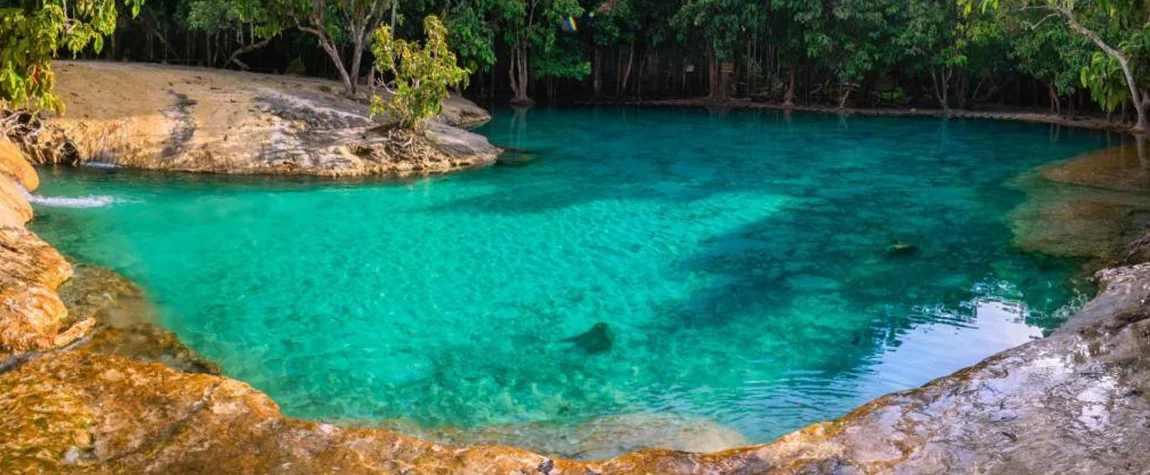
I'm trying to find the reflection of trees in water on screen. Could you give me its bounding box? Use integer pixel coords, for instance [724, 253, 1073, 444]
[1139, 133, 1148, 169]
[506, 106, 530, 148]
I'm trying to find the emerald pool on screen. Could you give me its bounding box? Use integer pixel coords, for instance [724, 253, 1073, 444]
[30, 107, 1109, 452]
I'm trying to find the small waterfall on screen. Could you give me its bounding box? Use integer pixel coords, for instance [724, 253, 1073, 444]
[17, 184, 121, 208]
[80, 161, 120, 169]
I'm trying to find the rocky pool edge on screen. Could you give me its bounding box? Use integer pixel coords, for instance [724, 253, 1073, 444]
[4, 142, 1150, 474]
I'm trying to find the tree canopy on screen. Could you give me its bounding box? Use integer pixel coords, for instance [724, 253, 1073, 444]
[1, 0, 142, 112]
[6, 0, 1150, 132]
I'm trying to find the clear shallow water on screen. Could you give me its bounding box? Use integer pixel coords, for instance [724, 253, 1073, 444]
[32, 107, 1107, 447]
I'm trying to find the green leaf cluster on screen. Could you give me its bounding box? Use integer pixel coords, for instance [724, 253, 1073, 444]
[1, 0, 141, 112]
[370, 15, 469, 130]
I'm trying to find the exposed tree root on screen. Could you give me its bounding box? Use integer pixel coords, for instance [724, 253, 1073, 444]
[0, 109, 79, 165]
[381, 127, 443, 166]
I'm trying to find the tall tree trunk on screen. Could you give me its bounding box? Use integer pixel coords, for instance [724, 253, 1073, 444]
[616, 49, 624, 95]
[509, 44, 533, 105]
[1048, 82, 1061, 115]
[929, 67, 952, 112]
[957, 75, 969, 110]
[637, 49, 647, 100]
[349, 35, 366, 97]
[593, 47, 602, 97]
[783, 66, 796, 107]
[390, 0, 397, 30]
[621, 42, 635, 96]
[706, 43, 727, 102]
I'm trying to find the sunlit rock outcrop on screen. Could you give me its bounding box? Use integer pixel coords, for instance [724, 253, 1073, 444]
[0, 139, 39, 191]
[0, 226, 88, 363]
[46, 61, 500, 177]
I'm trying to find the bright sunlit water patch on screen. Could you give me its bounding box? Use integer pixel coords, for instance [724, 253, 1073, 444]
[31, 107, 1108, 450]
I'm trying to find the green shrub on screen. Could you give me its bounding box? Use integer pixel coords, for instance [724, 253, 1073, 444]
[370, 15, 469, 130]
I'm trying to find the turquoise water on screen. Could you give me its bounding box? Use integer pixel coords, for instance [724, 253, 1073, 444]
[31, 107, 1107, 448]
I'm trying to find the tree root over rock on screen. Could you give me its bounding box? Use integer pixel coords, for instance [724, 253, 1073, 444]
[348, 126, 467, 174]
[0, 109, 79, 165]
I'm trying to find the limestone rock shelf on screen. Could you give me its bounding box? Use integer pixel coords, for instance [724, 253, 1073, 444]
[45, 61, 501, 177]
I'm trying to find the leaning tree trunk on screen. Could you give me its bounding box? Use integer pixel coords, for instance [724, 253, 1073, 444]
[838, 83, 852, 110]
[1048, 81, 1061, 115]
[621, 42, 635, 97]
[1061, 9, 1146, 133]
[300, 23, 354, 96]
[227, 37, 273, 70]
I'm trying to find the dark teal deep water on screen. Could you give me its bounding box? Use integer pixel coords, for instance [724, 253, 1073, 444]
[31, 107, 1107, 446]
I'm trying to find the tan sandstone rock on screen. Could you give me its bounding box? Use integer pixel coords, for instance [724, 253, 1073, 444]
[50, 61, 500, 177]
[0, 139, 38, 191]
[0, 226, 93, 361]
[0, 175, 33, 228]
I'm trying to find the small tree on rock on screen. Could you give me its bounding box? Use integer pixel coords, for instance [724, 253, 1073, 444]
[370, 15, 469, 130]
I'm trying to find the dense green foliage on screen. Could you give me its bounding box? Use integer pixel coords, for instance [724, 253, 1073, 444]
[6, 0, 1150, 132]
[965, 0, 1150, 129]
[1, 0, 141, 112]
[369, 15, 468, 129]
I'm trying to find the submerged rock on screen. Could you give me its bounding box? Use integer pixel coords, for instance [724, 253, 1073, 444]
[1042, 140, 1150, 192]
[886, 240, 919, 257]
[564, 322, 615, 354]
[495, 150, 537, 166]
[1012, 145, 1150, 266]
[59, 264, 220, 375]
